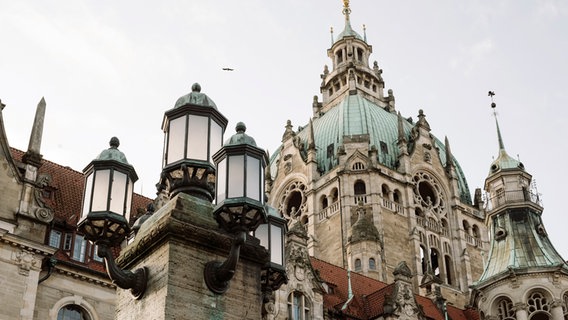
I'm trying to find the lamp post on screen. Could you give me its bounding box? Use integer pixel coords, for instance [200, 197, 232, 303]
[160, 83, 228, 201]
[77, 137, 147, 299]
[255, 205, 288, 304]
[204, 122, 269, 294]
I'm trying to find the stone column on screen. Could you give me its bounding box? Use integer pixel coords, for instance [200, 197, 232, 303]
[115, 193, 268, 320]
[550, 300, 564, 320]
[514, 302, 528, 320]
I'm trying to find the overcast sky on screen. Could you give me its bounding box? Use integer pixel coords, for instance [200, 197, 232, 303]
[2, 1, 567, 259]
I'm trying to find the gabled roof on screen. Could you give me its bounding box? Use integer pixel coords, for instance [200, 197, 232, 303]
[311, 257, 480, 320]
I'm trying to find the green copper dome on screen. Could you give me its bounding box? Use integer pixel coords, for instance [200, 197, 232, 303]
[96, 137, 130, 165]
[174, 83, 218, 109]
[271, 94, 472, 204]
[224, 122, 257, 147]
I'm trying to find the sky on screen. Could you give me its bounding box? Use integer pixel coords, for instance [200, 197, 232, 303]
[1, 1, 567, 259]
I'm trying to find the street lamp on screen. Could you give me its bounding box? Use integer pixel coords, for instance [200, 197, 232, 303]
[77, 137, 147, 299]
[255, 205, 288, 302]
[204, 122, 269, 294]
[160, 83, 228, 201]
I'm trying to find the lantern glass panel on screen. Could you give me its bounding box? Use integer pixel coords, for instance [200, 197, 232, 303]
[109, 170, 127, 214]
[228, 155, 244, 198]
[92, 169, 110, 212]
[125, 177, 133, 219]
[246, 155, 261, 201]
[256, 223, 268, 249]
[216, 159, 227, 203]
[270, 224, 283, 265]
[187, 115, 208, 161]
[167, 116, 185, 164]
[81, 173, 94, 219]
[210, 120, 223, 163]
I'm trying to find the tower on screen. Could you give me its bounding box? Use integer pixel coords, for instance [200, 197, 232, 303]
[470, 96, 568, 320]
[267, 1, 488, 308]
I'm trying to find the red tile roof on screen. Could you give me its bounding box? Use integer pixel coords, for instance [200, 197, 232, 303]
[10, 148, 152, 274]
[310, 257, 480, 320]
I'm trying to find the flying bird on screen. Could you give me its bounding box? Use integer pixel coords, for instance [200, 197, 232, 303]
[222, 67, 234, 71]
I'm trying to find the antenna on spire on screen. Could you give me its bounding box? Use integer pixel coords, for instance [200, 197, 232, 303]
[489, 90, 506, 151]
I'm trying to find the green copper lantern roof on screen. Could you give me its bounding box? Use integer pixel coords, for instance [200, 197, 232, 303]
[224, 122, 257, 147]
[174, 83, 218, 109]
[334, 0, 364, 44]
[96, 137, 130, 165]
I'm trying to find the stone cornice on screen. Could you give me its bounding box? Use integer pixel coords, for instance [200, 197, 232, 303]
[0, 228, 56, 256]
[118, 194, 269, 269]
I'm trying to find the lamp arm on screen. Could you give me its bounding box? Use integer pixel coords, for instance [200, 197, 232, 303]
[204, 230, 246, 294]
[97, 242, 148, 299]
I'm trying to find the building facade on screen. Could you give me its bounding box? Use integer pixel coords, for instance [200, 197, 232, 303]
[0, 2, 566, 320]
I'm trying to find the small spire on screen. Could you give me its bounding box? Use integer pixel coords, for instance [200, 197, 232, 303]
[397, 111, 406, 143]
[330, 26, 334, 46]
[444, 136, 454, 169]
[489, 91, 505, 151]
[363, 24, 367, 42]
[23, 97, 46, 167]
[27, 97, 46, 155]
[308, 118, 316, 151]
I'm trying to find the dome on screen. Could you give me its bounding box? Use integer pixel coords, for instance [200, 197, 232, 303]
[335, 23, 363, 43]
[96, 137, 130, 165]
[224, 122, 257, 147]
[488, 149, 524, 175]
[174, 83, 218, 109]
[270, 94, 472, 204]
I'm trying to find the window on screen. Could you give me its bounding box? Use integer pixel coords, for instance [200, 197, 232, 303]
[352, 162, 365, 171]
[496, 297, 515, 320]
[354, 180, 366, 204]
[49, 230, 62, 248]
[57, 304, 90, 320]
[288, 291, 311, 320]
[92, 244, 103, 262]
[527, 291, 551, 320]
[444, 255, 452, 285]
[354, 258, 362, 271]
[63, 233, 73, 251]
[369, 258, 376, 270]
[72, 235, 87, 262]
[321, 196, 328, 210]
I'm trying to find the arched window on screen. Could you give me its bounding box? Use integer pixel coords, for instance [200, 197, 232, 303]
[354, 258, 362, 271]
[321, 195, 328, 210]
[420, 245, 427, 274]
[288, 291, 311, 320]
[495, 297, 515, 320]
[331, 188, 339, 203]
[393, 190, 401, 203]
[354, 180, 366, 204]
[57, 305, 90, 320]
[430, 248, 440, 277]
[527, 291, 551, 320]
[381, 184, 390, 198]
[463, 220, 471, 235]
[369, 258, 376, 270]
[444, 255, 452, 285]
[472, 224, 480, 238]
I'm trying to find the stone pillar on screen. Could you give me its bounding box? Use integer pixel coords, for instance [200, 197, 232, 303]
[514, 302, 528, 320]
[115, 193, 268, 320]
[550, 300, 564, 320]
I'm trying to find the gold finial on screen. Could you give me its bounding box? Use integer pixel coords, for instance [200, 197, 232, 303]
[342, 0, 351, 16]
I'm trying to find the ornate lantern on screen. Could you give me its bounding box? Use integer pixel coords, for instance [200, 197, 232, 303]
[77, 137, 147, 299]
[204, 122, 269, 294]
[160, 83, 228, 201]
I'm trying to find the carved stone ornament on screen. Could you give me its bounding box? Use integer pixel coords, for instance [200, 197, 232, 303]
[13, 249, 38, 276]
